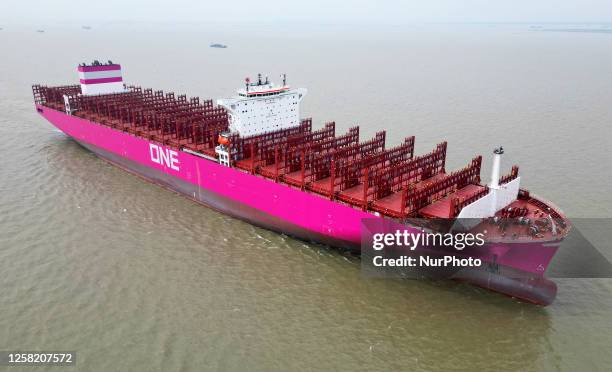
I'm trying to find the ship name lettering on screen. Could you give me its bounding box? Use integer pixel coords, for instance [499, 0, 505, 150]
[149, 143, 180, 171]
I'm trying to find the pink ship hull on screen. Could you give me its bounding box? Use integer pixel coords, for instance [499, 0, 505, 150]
[37, 105, 374, 249]
[37, 105, 564, 305]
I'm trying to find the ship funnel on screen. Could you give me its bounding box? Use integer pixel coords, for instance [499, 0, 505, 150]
[78, 61, 125, 95]
[489, 146, 503, 189]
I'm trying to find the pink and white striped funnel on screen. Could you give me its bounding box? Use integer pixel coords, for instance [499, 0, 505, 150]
[78, 61, 124, 95]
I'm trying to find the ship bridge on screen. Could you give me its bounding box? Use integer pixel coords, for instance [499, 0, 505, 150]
[216, 73, 307, 137]
[237, 75, 290, 97]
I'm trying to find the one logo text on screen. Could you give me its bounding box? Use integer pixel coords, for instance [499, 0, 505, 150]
[149, 143, 180, 171]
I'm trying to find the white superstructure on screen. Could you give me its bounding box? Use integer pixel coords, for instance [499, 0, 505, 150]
[457, 147, 521, 220]
[216, 74, 307, 137]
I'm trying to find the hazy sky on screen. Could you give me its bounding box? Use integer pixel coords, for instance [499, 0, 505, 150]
[1, 0, 611, 25]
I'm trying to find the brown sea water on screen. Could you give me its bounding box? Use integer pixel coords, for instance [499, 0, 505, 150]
[0, 23, 611, 371]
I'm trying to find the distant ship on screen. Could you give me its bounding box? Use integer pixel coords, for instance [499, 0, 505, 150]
[210, 43, 227, 48]
[82, 26, 92, 30]
[36, 30, 45, 33]
[32, 62, 571, 305]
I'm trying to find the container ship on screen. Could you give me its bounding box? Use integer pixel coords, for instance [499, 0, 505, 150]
[32, 62, 570, 305]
